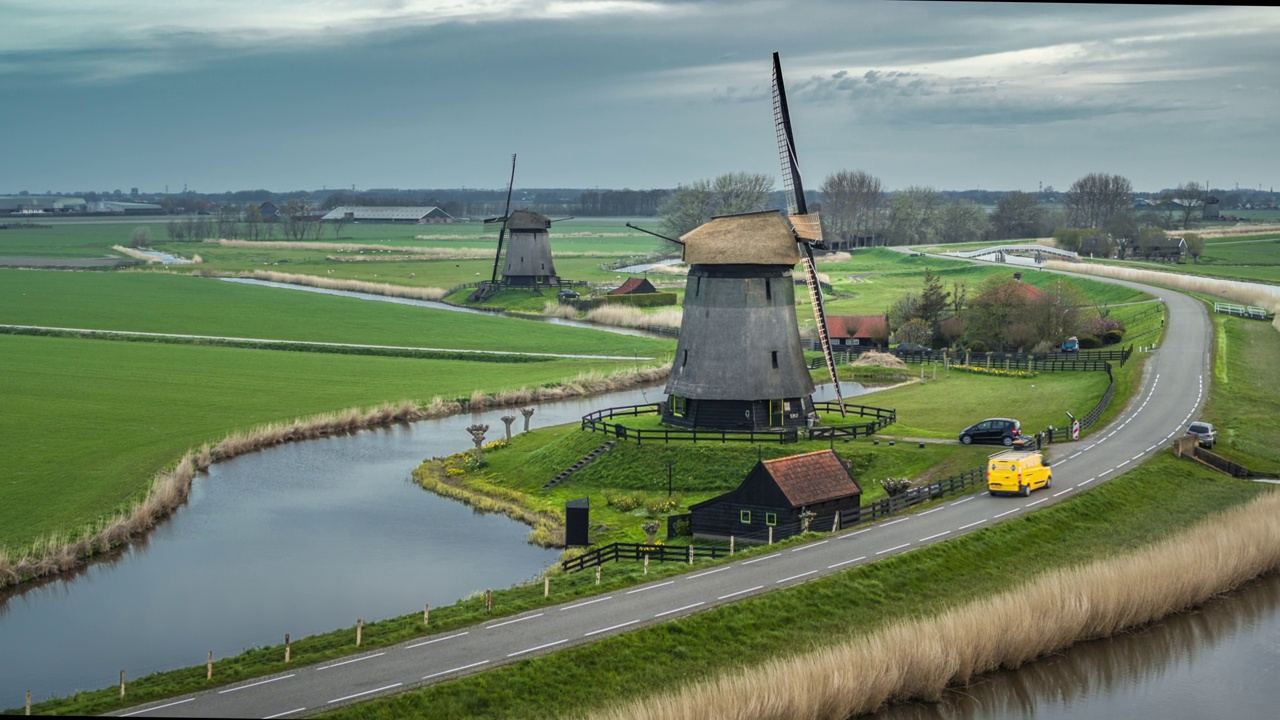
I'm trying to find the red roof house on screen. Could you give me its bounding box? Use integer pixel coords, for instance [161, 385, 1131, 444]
[827, 315, 889, 350]
[608, 277, 658, 295]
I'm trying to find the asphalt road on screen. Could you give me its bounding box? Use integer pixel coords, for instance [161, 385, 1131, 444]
[107, 274, 1210, 719]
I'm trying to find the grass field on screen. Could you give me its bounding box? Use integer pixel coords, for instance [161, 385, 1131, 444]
[0, 270, 675, 359]
[0, 333, 650, 553]
[1202, 315, 1280, 474]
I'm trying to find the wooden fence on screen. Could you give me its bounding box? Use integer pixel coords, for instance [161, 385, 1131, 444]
[812, 346, 1131, 371]
[580, 402, 895, 446]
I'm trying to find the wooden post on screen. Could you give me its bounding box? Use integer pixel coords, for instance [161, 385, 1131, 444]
[730, 536, 735, 555]
[285, 634, 291, 663]
[485, 590, 492, 613]
[25, 691, 30, 716]
[595, 566, 602, 586]
[356, 619, 363, 647]
[644, 554, 649, 575]
[687, 544, 693, 565]
[120, 670, 125, 700]
[544, 577, 550, 599]
[207, 650, 213, 680]
[768, 526, 774, 545]
[424, 603, 430, 626]
[833, 510, 841, 532]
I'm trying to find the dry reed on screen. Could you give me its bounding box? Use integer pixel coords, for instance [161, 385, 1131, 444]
[542, 302, 580, 319]
[814, 252, 852, 263]
[235, 270, 447, 300]
[0, 365, 670, 591]
[851, 351, 908, 369]
[110, 245, 162, 264]
[585, 306, 683, 329]
[594, 491, 1280, 720]
[645, 263, 690, 276]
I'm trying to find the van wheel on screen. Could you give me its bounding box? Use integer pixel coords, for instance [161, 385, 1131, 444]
[1019, 484, 1030, 497]
[961, 435, 972, 445]
[1046, 475, 1052, 489]
[1003, 436, 1014, 447]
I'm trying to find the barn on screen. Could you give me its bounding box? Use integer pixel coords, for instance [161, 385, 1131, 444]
[827, 315, 889, 351]
[607, 277, 658, 295]
[688, 449, 861, 542]
[319, 206, 454, 224]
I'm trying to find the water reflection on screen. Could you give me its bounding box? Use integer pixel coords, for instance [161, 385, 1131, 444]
[870, 572, 1280, 719]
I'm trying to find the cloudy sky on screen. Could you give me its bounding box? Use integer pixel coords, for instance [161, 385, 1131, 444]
[3, 1, 1278, 195]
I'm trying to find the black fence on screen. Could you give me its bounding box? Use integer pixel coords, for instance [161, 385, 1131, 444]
[1192, 446, 1253, 478]
[561, 541, 733, 573]
[580, 402, 896, 446]
[812, 346, 1131, 372]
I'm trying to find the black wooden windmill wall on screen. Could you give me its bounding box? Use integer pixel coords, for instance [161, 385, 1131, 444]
[485, 154, 560, 287]
[661, 51, 844, 431]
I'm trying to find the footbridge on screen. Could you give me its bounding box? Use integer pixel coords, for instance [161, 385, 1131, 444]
[944, 244, 1079, 263]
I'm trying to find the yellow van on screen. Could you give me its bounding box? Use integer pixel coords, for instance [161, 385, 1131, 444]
[987, 450, 1052, 497]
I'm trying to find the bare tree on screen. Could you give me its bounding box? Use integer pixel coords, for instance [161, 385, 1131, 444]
[215, 204, 239, 240]
[280, 198, 318, 241]
[658, 172, 773, 244]
[819, 170, 886, 246]
[1184, 233, 1205, 263]
[885, 186, 942, 246]
[990, 191, 1047, 240]
[165, 219, 185, 242]
[939, 200, 988, 244]
[331, 214, 348, 241]
[1064, 173, 1133, 230]
[1172, 181, 1204, 230]
[242, 204, 262, 241]
[129, 226, 152, 248]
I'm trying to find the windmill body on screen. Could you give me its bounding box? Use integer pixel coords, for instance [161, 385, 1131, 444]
[499, 209, 559, 286]
[662, 210, 816, 431]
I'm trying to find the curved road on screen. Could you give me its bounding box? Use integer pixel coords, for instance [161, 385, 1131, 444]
[108, 274, 1210, 719]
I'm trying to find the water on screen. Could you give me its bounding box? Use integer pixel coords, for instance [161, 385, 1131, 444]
[612, 258, 683, 273]
[132, 249, 193, 264]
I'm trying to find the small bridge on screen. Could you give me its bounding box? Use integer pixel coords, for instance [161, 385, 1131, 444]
[944, 245, 1079, 263]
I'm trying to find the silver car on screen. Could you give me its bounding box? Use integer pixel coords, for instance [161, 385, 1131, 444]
[1186, 421, 1216, 449]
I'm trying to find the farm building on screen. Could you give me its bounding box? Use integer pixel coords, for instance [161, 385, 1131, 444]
[0, 195, 86, 214]
[607, 277, 658, 295]
[688, 449, 861, 542]
[1135, 235, 1187, 261]
[827, 315, 889, 351]
[319, 206, 453, 224]
[1078, 234, 1115, 259]
[500, 209, 559, 286]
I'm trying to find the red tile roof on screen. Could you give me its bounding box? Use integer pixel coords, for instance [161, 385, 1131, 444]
[828, 315, 888, 340]
[762, 449, 861, 507]
[607, 277, 658, 295]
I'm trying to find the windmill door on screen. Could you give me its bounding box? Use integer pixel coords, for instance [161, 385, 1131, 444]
[769, 399, 784, 427]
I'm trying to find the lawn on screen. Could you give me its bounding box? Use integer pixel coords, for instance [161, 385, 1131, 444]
[1202, 315, 1280, 474]
[0, 333, 649, 553]
[0, 270, 675, 359]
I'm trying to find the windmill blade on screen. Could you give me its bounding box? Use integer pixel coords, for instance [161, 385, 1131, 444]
[799, 241, 846, 416]
[772, 52, 807, 217]
[489, 153, 517, 286]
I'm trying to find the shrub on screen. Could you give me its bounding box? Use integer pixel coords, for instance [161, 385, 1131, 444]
[645, 495, 682, 517]
[967, 340, 989, 352]
[603, 490, 646, 513]
[1102, 329, 1125, 346]
[1078, 334, 1102, 349]
[672, 518, 692, 537]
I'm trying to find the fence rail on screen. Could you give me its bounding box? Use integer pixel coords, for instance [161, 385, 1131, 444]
[580, 402, 895, 445]
[561, 541, 732, 573]
[1214, 302, 1272, 320]
[812, 346, 1131, 371]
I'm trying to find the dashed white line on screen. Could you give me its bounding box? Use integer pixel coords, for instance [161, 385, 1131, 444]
[1069, 452, 1082, 459]
[919, 531, 951, 542]
[424, 660, 489, 680]
[327, 683, 402, 704]
[776, 570, 819, 584]
[1027, 498, 1048, 507]
[627, 581, 675, 595]
[1118, 460, 1130, 468]
[718, 585, 764, 600]
[486, 613, 544, 630]
[585, 619, 641, 636]
[948, 497, 974, 507]
[559, 597, 612, 612]
[876, 543, 911, 555]
[507, 639, 568, 658]
[264, 708, 306, 719]
[1099, 469, 1113, 477]
[406, 631, 469, 649]
[994, 508, 1020, 518]
[655, 602, 705, 618]
[218, 674, 296, 694]
[121, 699, 195, 716]
[791, 540, 829, 551]
[1146, 445, 1158, 453]
[742, 553, 782, 565]
[880, 518, 910, 527]
[918, 507, 943, 516]
[842, 528, 873, 539]
[1132, 453, 1144, 461]
[1053, 489, 1072, 497]
[317, 652, 385, 671]
[958, 519, 987, 530]
[828, 556, 867, 569]
[688, 566, 730, 580]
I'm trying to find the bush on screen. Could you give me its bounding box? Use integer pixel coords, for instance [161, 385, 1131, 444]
[1102, 329, 1125, 346]
[645, 495, 682, 517]
[568, 292, 678, 311]
[1078, 334, 1102, 349]
[603, 490, 646, 513]
[672, 518, 691, 537]
[966, 340, 989, 352]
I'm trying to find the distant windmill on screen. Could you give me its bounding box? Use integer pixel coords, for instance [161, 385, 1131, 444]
[483, 154, 560, 288]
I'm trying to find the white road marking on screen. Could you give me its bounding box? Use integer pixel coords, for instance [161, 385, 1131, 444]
[264, 708, 306, 719]
[718, 585, 764, 600]
[486, 613, 544, 630]
[918, 507, 943, 516]
[881, 518, 910, 527]
[994, 508, 1020, 518]
[406, 631, 469, 649]
[1099, 469, 1113, 477]
[1133, 453, 1144, 461]
[627, 581, 675, 595]
[655, 602, 705, 618]
[876, 543, 911, 555]
[1027, 498, 1048, 507]
[424, 660, 489, 680]
[507, 639, 568, 658]
[1147, 445, 1158, 453]
[791, 540, 829, 551]
[776, 570, 819, 584]
[559, 597, 612, 612]
[919, 531, 951, 542]
[842, 528, 873, 539]
[317, 652, 385, 671]
[958, 519, 987, 530]
[121, 699, 195, 716]
[949, 497, 974, 507]
[1070, 452, 1082, 459]
[1053, 489, 1072, 497]
[218, 674, 296, 694]
[327, 683, 402, 704]
[828, 556, 867, 569]
[1118, 461, 1130, 468]
[742, 553, 782, 565]
[585, 619, 641, 636]
[688, 566, 730, 580]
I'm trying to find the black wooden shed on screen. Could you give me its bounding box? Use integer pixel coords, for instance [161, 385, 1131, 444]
[688, 449, 861, 542]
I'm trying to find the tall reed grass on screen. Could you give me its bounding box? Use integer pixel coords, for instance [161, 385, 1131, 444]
[0, 364, 670, 591]
[585, 305, 683, 329]
[594, 490, 1280, 720]
[543, 302, 580, 319]
[234, 269, 447, 300]
[1044, 260, 1280, 329]
[110, 245, 161, 263]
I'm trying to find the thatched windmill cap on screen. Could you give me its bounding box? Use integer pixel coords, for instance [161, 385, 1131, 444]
[507, 209, 551, 231]
[680, 210, 801, 265]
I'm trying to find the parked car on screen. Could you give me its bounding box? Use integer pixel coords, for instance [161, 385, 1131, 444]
[987, 449, 1052, 497]
[959, 418, 1022, 446]
[1186, 421, 1217, 449]
[1061, 336, 1079, 353]
[558, 289, 581, 300]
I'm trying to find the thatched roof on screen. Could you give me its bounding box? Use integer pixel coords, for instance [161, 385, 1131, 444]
[507, 209, 551, 232]
[681, 210, 800, 266]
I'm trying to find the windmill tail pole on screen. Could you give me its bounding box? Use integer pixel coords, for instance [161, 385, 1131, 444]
[626, 223, 684, 246]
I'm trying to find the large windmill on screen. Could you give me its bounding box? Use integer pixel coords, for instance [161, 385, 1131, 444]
[483, 154, 560, 288]
[660, 52, 843, 431]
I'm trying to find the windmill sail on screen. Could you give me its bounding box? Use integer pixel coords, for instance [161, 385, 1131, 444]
[487, 153, 517, 286]
[771, 52, 845, 416]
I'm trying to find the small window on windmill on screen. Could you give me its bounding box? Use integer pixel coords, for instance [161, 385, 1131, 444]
[682, 349, 688, 367]
[771, 351, 779, 369]
[696, 276, 701, 296]
[671, 395, 686, 417]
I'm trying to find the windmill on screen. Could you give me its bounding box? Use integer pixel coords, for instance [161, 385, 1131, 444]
[771, 51, 846, 416]
[482, 154, 561, 288]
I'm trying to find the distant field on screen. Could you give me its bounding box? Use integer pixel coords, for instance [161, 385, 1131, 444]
[0, 270, 675, 358]
[1100, 238, 1280, 285]
[0, 333, 648, 553]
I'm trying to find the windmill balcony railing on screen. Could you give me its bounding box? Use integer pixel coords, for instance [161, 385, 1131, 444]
[580, 402, 895, 445]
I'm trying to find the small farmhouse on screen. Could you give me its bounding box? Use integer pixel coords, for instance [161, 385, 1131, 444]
[827, 315, 889, 351]
[689, 449, 861, 542]
[1136, 235, 1187, 262]
[607, 277, 658, 295]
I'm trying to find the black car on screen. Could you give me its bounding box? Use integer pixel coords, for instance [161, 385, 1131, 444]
[959, 418, 1022, 446]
